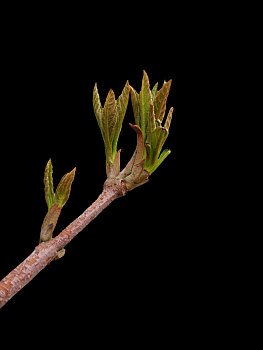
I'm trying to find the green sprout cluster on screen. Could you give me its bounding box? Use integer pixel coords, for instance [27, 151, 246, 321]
[129, 71, 173, 174]
[93, 70, 174, 187]
[40, 159, 76, 258]
[93, 81, 130, 166]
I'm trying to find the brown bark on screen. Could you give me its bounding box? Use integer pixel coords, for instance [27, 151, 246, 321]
[0, 179, 126, 309]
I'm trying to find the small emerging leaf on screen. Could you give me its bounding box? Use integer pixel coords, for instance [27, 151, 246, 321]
[146, 104, 155, 143]
[113, 81, 130, 157]
[103, 89, 117, 143]
[139, 70, 152, 139]
[148, 149, 171, 174]
[44, 159, 55, 209]
[129, 71, 173, 177]
[116, 81, 130, 124]
[151, 127, 168, 165]
[93, 83, 104, 135]
[144, 143, 152, 169]
[130, 86, 140, 126]
[164, 107, 174, 132]
[154, 80, 172, 122]
[151, 82, 159, 100]
[55, 167, 76, 208]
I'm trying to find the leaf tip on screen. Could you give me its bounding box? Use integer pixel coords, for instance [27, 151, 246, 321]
[142, 70, 150, 81]
[129, 123, 141, 133]
[46, 158, 52, 170]
[166, 79, 172, 87]
[69, 167, 77, 178]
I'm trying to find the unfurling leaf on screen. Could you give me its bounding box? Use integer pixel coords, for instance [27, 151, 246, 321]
[93, 83, 104, 136]
[116, 81, 130, 124]
[154, 79, 172, 122]
[54, 167, 76, 208]
[113, 81, 129, 156]
[44, 159, 55, 209]
[139, 70, 152, 139]
[130, 86, 140, 126]
[94, 71, 173, 187]
[149, 149, 171, 174]
[40, 162, 76, 248]
[146, 104, 156, 143]
[103, 89, 117, 143]
[151, 82, 159, 100]
[151, 127, 168, 165]
[93, 82, 130, 169]
[164, 107, 174, 131]
[129, 71, 173, 177]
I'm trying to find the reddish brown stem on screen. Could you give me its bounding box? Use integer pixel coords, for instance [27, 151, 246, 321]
[0, 179, 126, 309]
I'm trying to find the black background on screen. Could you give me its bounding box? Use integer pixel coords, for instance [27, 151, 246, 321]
[0, 52, 217, 339]
[0, 4, 248, 347]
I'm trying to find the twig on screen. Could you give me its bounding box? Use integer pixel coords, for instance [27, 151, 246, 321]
[0, 179, 126, 309]
[0, 70, 174, 309]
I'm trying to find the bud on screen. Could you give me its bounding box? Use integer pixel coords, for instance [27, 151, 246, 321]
[40, 160, 76, 250]
[93, 81, 130, 171]
[129, 71, 173, 175]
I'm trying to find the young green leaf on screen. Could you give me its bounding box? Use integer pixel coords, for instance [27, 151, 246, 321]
[113, 81, 130, 157]
[146, 104, 156, 144]
[93, 83, 104, 137]
[130, 86, 140, 126]
[103, 89, 117, 142]
[144, 143, 152, 169]
[54, 167, 76, 208]
[139, 70, 152, 139]
[154, 80, 172, 122]
[151, 82, 159, 100]
[44, 159, 55, 209]
[101, 89, 117, 163]
[149, 149, 171, 174]
[129, 71, 173, 177]
[164, 107, 174, 132]
[151, 127, 168, 165]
